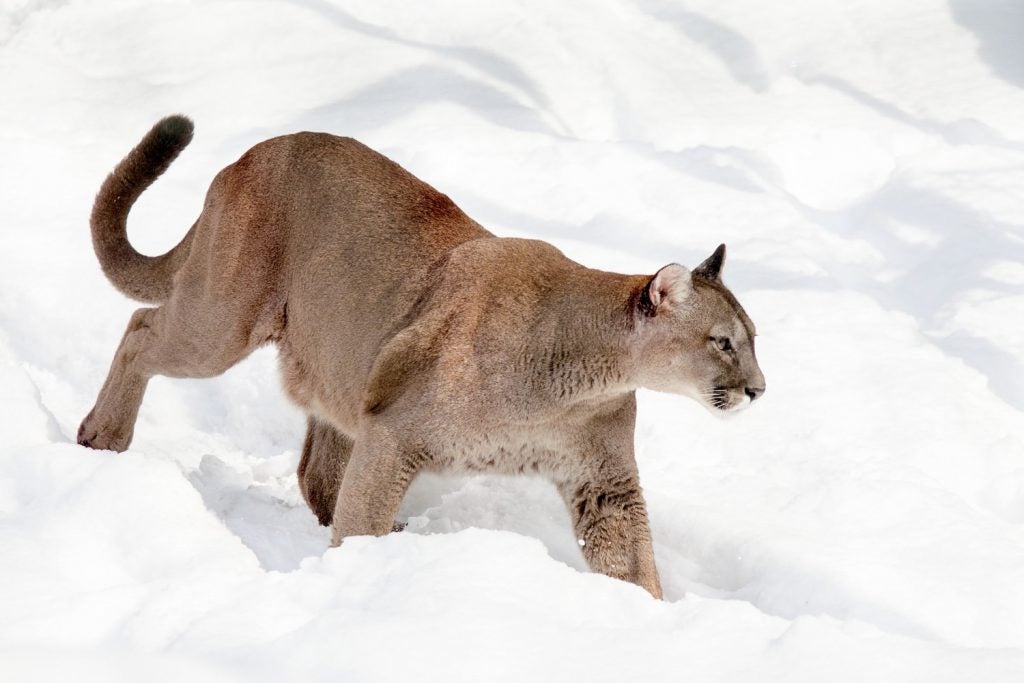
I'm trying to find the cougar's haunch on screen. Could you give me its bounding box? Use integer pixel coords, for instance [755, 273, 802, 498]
[79, 116, 766, 598]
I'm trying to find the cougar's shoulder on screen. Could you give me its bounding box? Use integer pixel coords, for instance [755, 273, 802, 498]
[360, 237, 565, 416]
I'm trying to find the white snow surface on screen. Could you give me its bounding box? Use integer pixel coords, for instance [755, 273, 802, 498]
[2, 1, 1024, 680]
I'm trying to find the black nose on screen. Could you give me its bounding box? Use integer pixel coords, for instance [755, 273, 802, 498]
[745, 386, 764, 401]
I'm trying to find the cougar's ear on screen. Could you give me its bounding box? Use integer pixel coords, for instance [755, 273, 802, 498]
[640, 263, 692, 315]
[693, 243, 726, 281]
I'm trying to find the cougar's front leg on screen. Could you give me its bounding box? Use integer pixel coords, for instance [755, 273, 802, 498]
[330, 422, 425, 545]
[555, 394, 662, 598]
[559, 461, 662, 599]
[297, 417, 354, 526]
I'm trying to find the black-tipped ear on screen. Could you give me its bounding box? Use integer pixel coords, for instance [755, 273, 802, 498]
[693, 244, 726, 281]
[639, 263, 691, 316]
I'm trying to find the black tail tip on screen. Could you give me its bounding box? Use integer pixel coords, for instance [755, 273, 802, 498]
[153, 114, 194, 144]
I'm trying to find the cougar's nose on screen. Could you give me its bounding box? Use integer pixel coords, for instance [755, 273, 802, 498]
[745, 386, 765, 401]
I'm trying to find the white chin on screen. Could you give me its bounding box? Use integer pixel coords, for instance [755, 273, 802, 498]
[728, 395, 753, 412]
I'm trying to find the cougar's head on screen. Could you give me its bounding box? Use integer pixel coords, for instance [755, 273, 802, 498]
[633, 244, 765, 413]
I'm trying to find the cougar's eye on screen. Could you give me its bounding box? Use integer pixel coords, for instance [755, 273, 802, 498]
[713, 336, 733, 352]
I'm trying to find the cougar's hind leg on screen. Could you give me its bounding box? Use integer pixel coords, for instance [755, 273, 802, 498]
[78, 307, 160, 452]
[78, 288, 263, 452]
[298, 416, 354, 526]
[79, 154, 289, 453]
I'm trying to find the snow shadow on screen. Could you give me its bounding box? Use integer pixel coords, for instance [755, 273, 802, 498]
[805, 177, 1024, 408]
[268, 0, 569, 139]
[285, 0, 552, 107]
[286, 65, 560, 139]
[634, 0, 770, 92]
[801, 73, 1024, 151]
[187, 453, 329, 571]
[185, 452, 587, 574]
[949, 0, 1024, 89]
[656, 522, 944, 642]
[400, 472, 588, 572]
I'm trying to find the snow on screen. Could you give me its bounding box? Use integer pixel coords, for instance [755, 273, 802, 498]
[2, 0, 1024, 680]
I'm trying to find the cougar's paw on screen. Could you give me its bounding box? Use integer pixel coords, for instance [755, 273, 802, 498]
[77, 415, 132, 452]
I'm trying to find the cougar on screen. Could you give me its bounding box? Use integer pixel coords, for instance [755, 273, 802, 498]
[78, 116, 765, 598]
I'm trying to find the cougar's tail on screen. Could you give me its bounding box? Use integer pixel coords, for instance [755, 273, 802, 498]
[90, 115, 197, 304]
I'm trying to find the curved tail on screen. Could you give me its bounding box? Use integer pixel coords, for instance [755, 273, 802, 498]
[90, 115, 197, 304]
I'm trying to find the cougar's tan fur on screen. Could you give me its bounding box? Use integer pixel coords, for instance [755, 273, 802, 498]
[79, 116, 766, 598]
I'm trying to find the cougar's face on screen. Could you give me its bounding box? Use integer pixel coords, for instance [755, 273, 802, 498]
[634, 245, 765, 414]
[684, 280, 764, 413]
